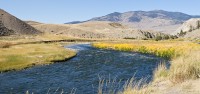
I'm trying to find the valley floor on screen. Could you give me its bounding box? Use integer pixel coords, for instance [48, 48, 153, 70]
[1, 35, 200, 94]
[0, 35, 79, 72]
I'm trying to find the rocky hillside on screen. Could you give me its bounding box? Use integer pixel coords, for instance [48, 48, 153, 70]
[0, 9, 41, 36]
[174, 18, 200, 39]
[175, 18, 200, 34]
[66, 10, 200, 34]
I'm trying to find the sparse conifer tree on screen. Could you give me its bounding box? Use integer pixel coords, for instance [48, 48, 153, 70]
[189, 25, 193, 32]
[197, 20, 200, 29]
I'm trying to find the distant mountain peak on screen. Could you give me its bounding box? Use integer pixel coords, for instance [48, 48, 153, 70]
[65, 10, 200, 34]
[151, 10, 167, 12]
[107, 12, 121, 15]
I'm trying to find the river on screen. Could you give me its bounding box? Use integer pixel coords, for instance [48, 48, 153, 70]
[0, 44, 168, 94]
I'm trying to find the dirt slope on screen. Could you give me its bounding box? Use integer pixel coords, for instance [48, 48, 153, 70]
[152, 79, 200, 94]
[0, 9, 41, 36]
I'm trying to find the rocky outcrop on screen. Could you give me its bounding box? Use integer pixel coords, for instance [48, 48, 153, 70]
[172, 18, 200, 39]
[174, 18, 200, 35]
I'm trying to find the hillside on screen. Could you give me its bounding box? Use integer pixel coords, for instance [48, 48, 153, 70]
[28, 21, 164, 39]
[0, 9, 41, 36]
[0, 9, 174, 40]
[66, 10, 200, 34]
[25, 21, 43, 26]
[174, 18, 200, 39]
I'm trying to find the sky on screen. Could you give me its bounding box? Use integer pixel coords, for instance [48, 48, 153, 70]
[1, 0, 200, 24]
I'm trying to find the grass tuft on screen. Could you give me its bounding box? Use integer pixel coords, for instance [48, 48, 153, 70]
[169, 51, 200, 83]
[119, 78, 152, 94]
[153, 63, 169, 81]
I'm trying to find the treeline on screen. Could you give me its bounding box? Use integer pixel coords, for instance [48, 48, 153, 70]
[154, 34, 178, 41]
[124, 34, 178, 41]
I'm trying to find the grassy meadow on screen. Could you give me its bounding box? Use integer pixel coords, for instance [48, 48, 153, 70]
[1, 35, 200, 93]
[93, 40, 200, 93]
[92, 40, 200, 59]
[0, 34, 103, 73]
[0, 42, 76, 72]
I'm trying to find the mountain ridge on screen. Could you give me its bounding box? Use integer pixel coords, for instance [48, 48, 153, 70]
[65, 10, 200, 34]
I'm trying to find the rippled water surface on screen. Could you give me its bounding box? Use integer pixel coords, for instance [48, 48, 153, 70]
[0, 44, 167, 94]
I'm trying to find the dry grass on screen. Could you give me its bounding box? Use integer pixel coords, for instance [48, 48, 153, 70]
[119, 78, 152, 94]
[97, 77, 152, 94]
[98, 76, 121, 94]
[0, 33, 102, 72]
[92, 40, 200, 59]
[153, 63, 169, 81]
[92, 40, 200, 93]
[35, 34, 75, 41]
[0, 42, 13, 48]
[169, 51, 200, 83]
[0, 43, 76, 72]
[0, 34, 79, 43]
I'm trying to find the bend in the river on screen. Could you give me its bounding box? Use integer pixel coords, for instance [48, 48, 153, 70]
[0, 43, 169, 94]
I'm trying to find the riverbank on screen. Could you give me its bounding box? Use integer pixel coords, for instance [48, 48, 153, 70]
[1, 37, 200, 93]
[92, 40, 200, 93]
[0, 43, 166, 94]
[0, 35, 105, 72]
[0, 43, 76, 72]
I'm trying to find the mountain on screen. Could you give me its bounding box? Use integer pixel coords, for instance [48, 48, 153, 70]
[0, 9, 41, 36]
[66, 10, 200, 34]
[65, 21, 86, 24]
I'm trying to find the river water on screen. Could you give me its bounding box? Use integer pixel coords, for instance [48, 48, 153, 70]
[0, 44, 168, 94]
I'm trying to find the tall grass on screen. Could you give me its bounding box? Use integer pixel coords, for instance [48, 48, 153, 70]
[92, 41, 199, 59]
[97, 76, 151, 94]
[169, 51, 200, 83]
[153, 63, 169, 81]
[93, 40, 200, 93]
[119, 78, 151, 94]
[98, 76, 122, 94]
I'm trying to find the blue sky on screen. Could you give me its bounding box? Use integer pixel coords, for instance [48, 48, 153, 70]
[1, 0, 200, 23]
